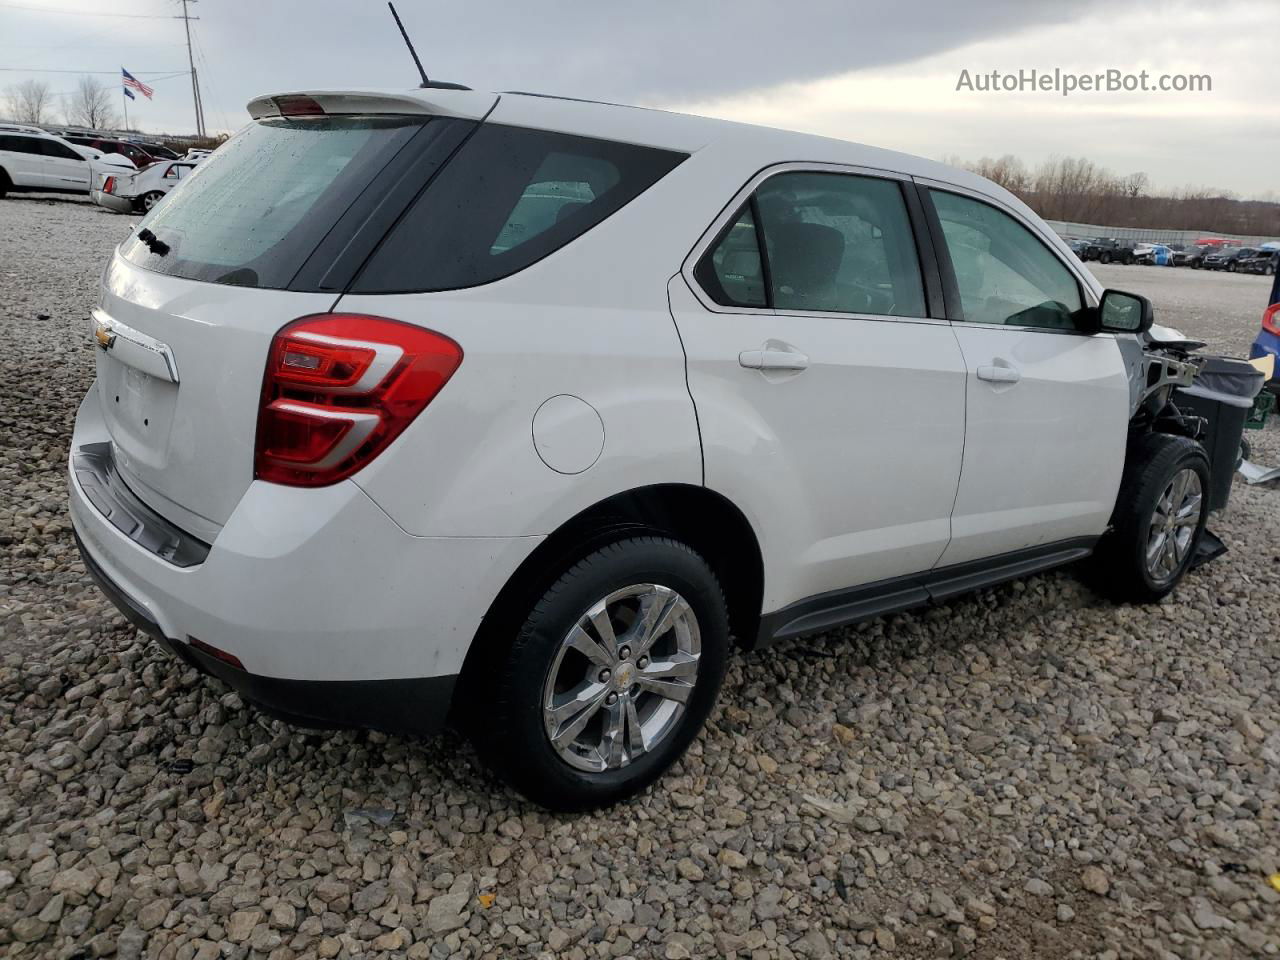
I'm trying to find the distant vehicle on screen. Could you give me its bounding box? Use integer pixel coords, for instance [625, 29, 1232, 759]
[1203, 247, 1257, 272]
[133, 141, 180, 160]
[92, 157, 199, 213]
[1133, 243, 1175, 266]
[0, 129, 104, 196]
[1083, 237, 1137, 264]
[1194, 237, 1231, 247]
[64, 136, 163, 170]
[1238, 250, 1279, 276]
[1066, 238, 1089, 259]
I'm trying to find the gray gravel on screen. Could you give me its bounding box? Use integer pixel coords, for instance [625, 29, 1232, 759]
[2, 195, 1279, 960]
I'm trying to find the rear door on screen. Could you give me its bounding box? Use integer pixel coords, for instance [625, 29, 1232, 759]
[921, 184, 1129, 566]
[671, 166, 967, 611]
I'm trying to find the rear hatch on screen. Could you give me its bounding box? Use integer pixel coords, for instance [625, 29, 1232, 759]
[90, 93, 494, 539]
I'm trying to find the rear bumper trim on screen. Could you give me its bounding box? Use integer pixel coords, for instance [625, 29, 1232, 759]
[72, 441, 210, 567]
[75, 528, 458, 736]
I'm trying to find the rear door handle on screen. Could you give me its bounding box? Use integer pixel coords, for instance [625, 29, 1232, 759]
[739, 349, 809, 372]
[976, 363, 1021, 384]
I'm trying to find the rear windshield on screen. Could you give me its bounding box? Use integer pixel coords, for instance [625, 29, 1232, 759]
[119, 115, 428, 289]
[351, 124, 686, 293]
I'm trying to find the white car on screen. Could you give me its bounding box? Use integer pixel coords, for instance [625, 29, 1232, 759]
[92, 157, 199, 213]
[0, 129, 115, 196]
[70, 87, 1214, 810]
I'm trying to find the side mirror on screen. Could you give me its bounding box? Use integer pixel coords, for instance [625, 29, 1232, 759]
[1097, 289, 1154, 334]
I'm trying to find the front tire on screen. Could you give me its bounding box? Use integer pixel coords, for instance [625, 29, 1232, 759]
[469, 536, 729, 811]
[1093, 434, 1209, 604]
[0, 169, 9, 199]
[1100, 251, 1113, 264]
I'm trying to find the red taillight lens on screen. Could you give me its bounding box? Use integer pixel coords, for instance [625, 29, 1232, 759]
[103, 176, 116, 194]
[255, 314, 462, 487]
[1263, 304, 1280, 337]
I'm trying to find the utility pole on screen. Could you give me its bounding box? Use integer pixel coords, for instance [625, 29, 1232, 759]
[178, 0, 205, 137]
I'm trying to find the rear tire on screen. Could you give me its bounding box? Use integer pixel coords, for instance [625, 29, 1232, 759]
[139, 191, 164, 212]
[1092, 434, 1210, 604]
[469, 536, 730, 811]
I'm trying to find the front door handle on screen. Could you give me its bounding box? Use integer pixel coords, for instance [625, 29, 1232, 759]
[739, 348, 809, 372]
[976, 363, 1021, 384]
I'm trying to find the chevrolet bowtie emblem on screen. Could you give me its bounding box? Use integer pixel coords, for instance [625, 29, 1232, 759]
[94, 322, 116, 350]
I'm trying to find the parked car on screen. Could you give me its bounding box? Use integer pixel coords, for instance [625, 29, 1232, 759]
[1237, 250, 1279, 276]
[92, 157, 200, 213]
[1133, 243, 1175, 266]
[1203, 247, 1257, 272]
[133, 140, 180, 160]
[1083, 237, 1137, 264]
[64, 136, 163, 170]
[71, 86, 1220, 810]
[1066, 238, 1089, 259]
[0, 129, 103, 196]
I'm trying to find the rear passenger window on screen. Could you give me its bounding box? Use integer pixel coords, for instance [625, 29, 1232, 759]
[930, 190, 1084, 331]
[353, 125, 686, 293]
[693, 171, 927, 318]
[694, 205, 766, 308]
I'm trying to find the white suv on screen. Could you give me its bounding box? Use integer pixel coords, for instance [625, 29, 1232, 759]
[69, 87, 1212, 810]
[0, 129, 98, 196]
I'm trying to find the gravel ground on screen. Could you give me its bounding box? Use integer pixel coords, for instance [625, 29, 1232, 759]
[1, 195, 1278, 960]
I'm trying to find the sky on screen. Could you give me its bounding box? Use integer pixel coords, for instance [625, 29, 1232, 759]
[1, 0, 1276, 197]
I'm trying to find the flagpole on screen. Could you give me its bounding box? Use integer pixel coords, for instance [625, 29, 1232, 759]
[121, 83, 129, 134]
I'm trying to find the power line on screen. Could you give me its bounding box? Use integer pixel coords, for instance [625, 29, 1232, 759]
[0, 2, 180, 17]
[0, 67, 185, 74]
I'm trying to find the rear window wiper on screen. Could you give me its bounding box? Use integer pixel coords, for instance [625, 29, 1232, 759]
[136, 228, 170, 257]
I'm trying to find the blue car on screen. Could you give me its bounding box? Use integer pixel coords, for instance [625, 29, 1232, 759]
[1250, 272, 1280, 389]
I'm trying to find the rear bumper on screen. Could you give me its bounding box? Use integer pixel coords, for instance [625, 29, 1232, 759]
[75, 527, 456, 734]
[69, 383, 542, 734]
[91, 190, 134, 213]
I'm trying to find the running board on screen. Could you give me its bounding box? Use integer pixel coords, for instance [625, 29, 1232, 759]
[757, 538, 1097, 646]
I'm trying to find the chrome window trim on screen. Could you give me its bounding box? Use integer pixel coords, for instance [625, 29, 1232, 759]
[680, 161, 947, 326]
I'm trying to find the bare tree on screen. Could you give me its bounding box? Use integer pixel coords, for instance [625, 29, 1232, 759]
[65, 75, 118, 130]
[3, 79, 54, 124]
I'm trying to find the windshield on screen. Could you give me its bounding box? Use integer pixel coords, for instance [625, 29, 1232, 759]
[119, 115, 428, 289]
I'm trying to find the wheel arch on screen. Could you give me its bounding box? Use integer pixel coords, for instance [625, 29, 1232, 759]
[453, 483, 765, 723]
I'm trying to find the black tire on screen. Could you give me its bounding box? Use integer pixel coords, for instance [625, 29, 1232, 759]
[469, 536, 730, 811]
[1124, 253, 1135, 265]
[139, 191, 165, 213]
[1100, 251, 1113, 264]
[0, 169, 9, 199]
[1093, 433, 1210, 604]
[1265, 265, 1275, 277]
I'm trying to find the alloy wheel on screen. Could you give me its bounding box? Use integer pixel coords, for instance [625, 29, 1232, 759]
[1146, 468, 1202, 583]
[541, 583, 700, 773]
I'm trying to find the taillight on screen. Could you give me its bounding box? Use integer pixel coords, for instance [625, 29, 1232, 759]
[271, 95, 325, 117]
[103, 176, 116, 194]
[255, 314, 462, 487]
[1263, 304, 1280, 337]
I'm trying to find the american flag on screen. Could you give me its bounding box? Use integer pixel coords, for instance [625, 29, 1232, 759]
[122, 68, 153, 100]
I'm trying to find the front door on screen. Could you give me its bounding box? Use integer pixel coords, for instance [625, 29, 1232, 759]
[670, 167, 968, 613]
[39, 138, 90, 190]
[924, 186, 1130, 567]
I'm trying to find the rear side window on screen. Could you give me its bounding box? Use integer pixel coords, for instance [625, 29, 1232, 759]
[352, 125, 685, 293]
[694, 171, 927, 318]
[38, 139, 83, 161]
[119, 116, 434, 289]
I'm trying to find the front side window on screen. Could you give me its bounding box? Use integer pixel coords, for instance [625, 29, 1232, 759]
[931, 190, 1084, 330]
[693, 170, 927, 318]
[353, 125, 686, 293]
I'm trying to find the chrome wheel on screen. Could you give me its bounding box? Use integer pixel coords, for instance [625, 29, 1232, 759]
[541, 583, 700, 773]
[142, 192, 163, 211]
[1146, 468, 1202, 582]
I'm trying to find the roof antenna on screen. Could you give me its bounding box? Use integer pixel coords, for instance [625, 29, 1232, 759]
[387, 2, 429, 87]
[385, 3, 471, 90]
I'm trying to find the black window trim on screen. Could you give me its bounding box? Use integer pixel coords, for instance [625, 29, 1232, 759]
[913, 178, 1102, 337]
[682, 161, 948, 325]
